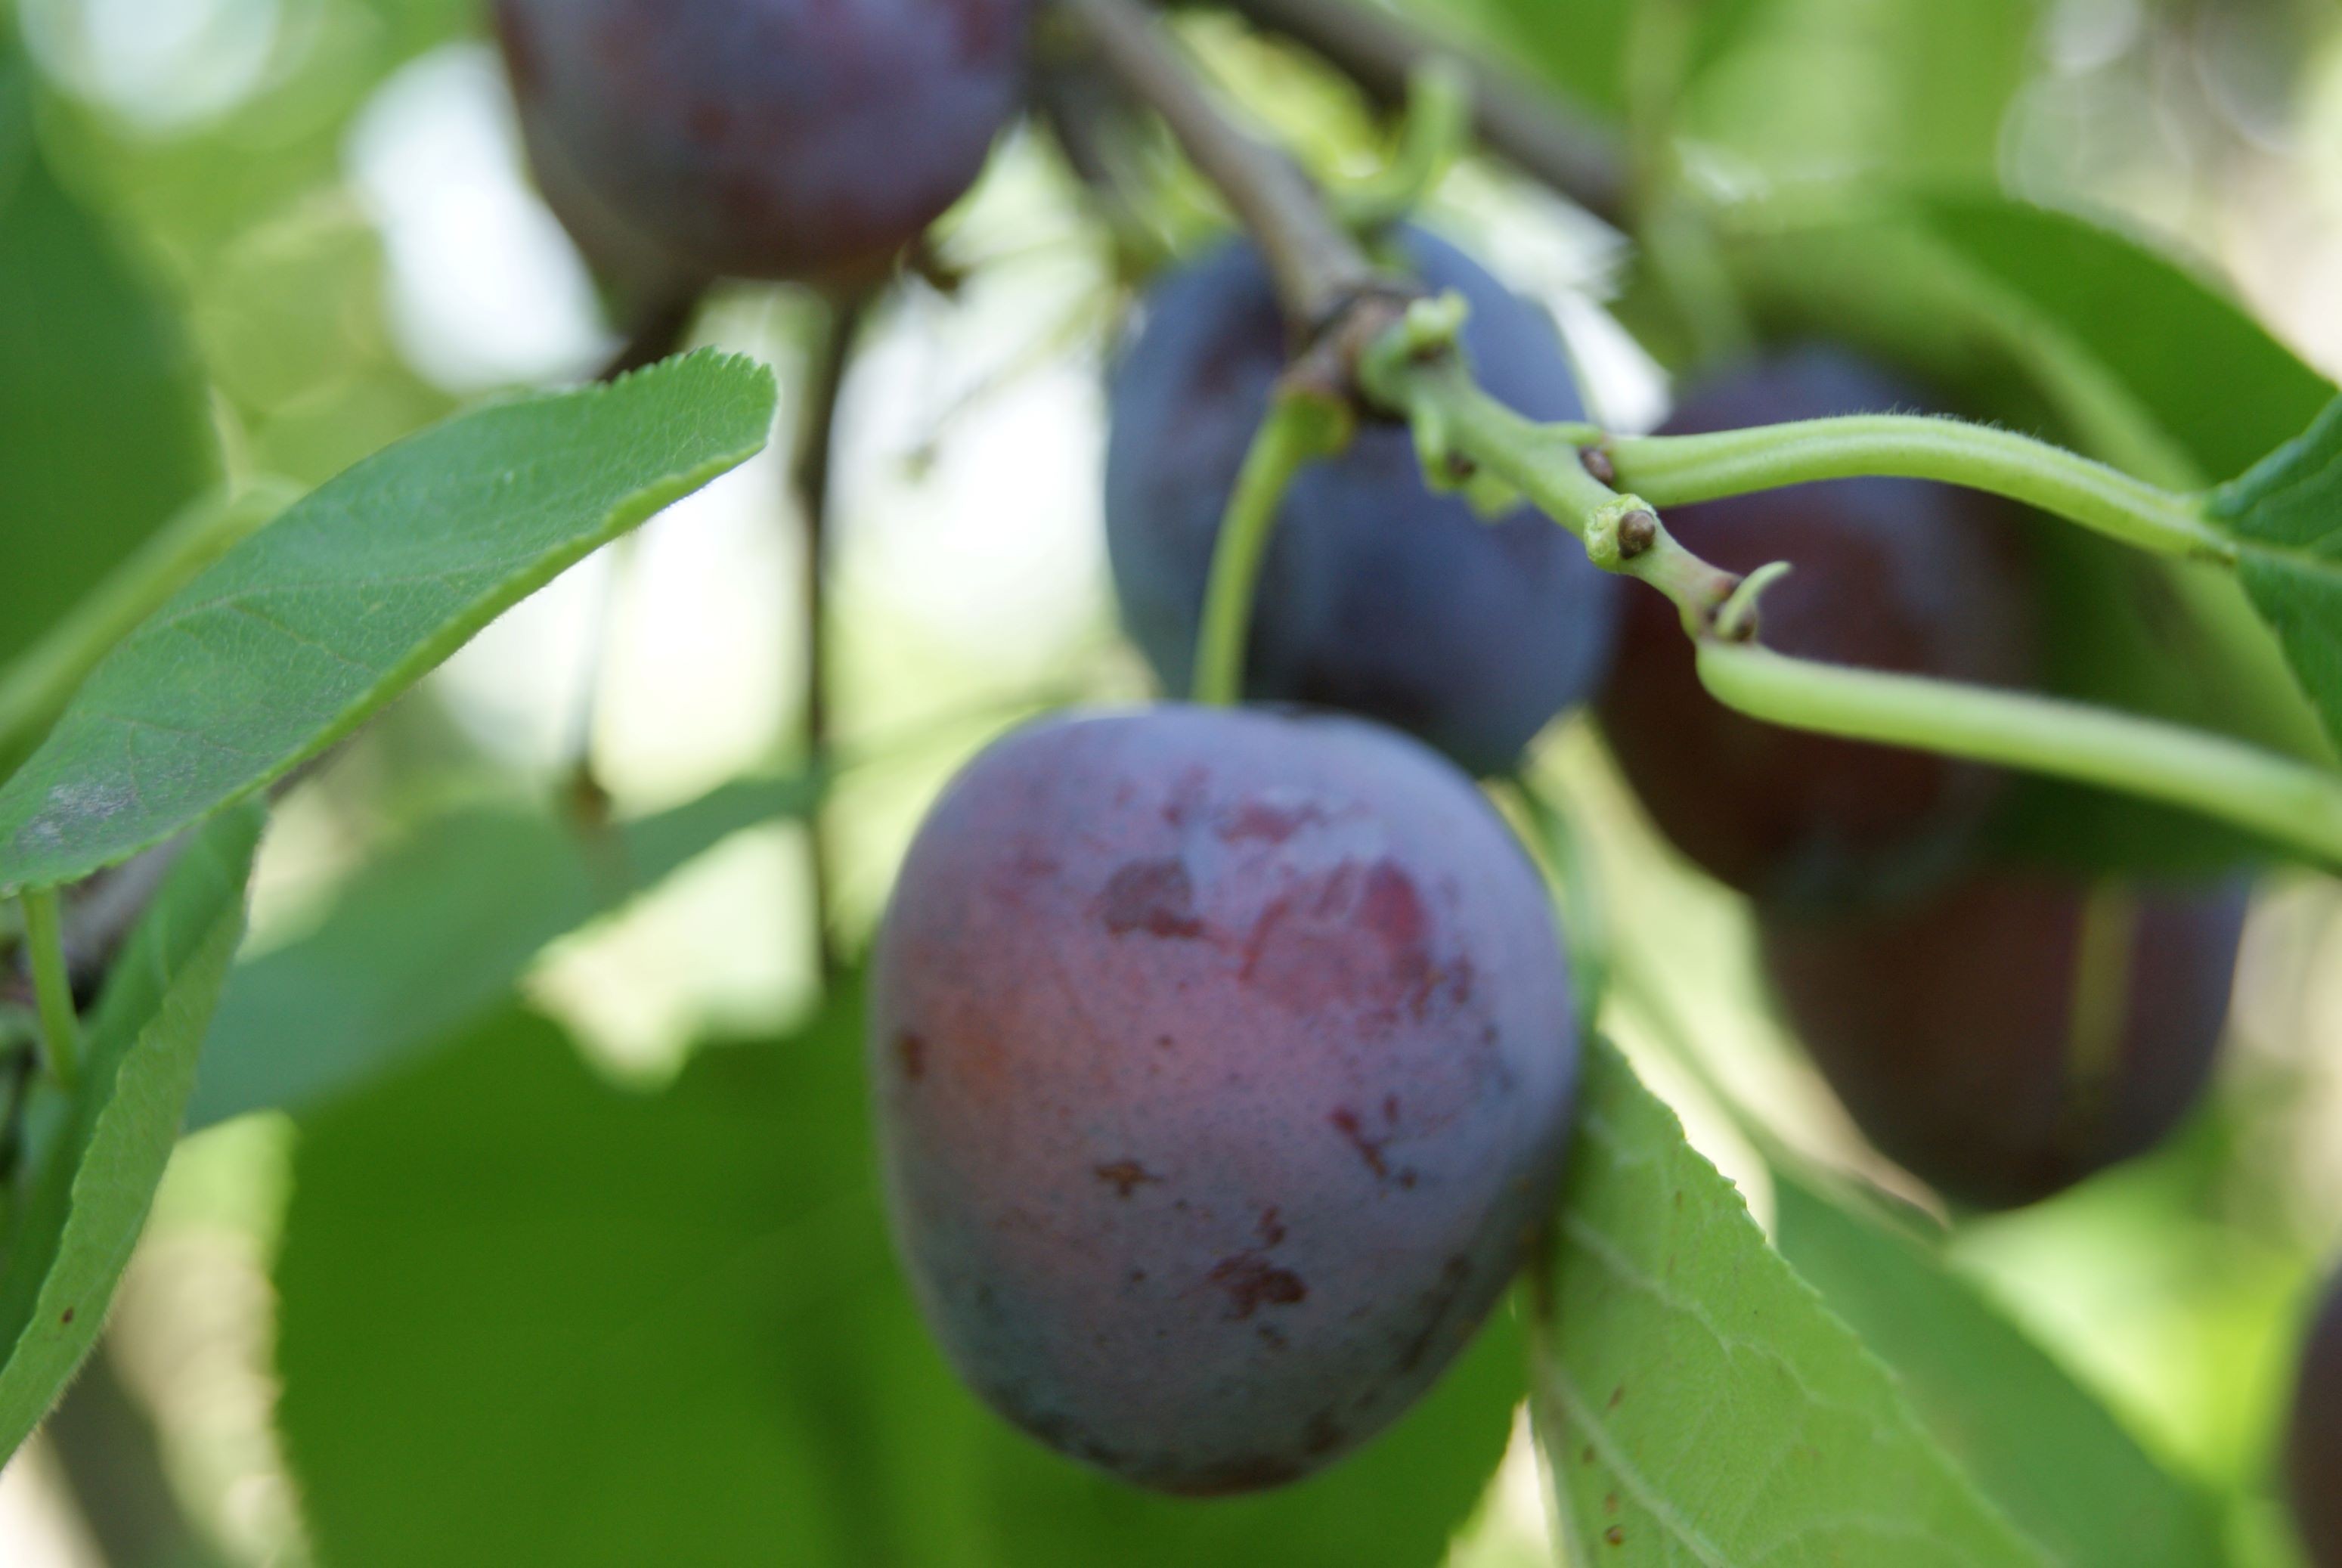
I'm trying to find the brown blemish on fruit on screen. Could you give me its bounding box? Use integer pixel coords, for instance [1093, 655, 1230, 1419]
[60, 1308, 74, 1325]
[1330, 1107, 1390, 1178]
[1608, 1382, 1625, 1411]
[1604, 1526, 1626, 1547]
[1094, 1160, 1163, 1198]
[1208, 1253, 1308, 1319]
[1099, 858, 1205, 940]
[1256, 1207, 1287, 1245]
[897, 1031, 928, 1082]
[1215, 799, 1327, 845]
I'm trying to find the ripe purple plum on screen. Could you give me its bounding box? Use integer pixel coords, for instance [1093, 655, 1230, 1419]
[1761, 872, 2248, 1210]
[869, 705, 1578, 1494]
[1598, 347, 2040, 908]
[494, 0, 1031, 290]
[1105, 230, 1620, 776]
[2291, 1271, 2342, 1567]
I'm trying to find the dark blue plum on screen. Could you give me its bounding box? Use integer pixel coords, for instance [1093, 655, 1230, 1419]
[869, 705, 1578, 1493]
[1761, 872, 2247, 1210]
[1105, 230, 1620, 776]
[1599, 348, 2040, 909]
[495, 0, 1031, 291]
[2291, 1270, 2342, 1566]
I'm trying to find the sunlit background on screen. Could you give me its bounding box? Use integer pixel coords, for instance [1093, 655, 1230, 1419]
[7, 0, 2342, 1561]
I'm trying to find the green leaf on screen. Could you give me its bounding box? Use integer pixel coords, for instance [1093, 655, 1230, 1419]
[275, 993, 1521, 1568]
[1771, 1172, 2226, 1568]
[1687, 191, 2338, 873]
[0, 350, 779, 897]
[2208, 397, 2342, 755]
[1532, 1040, 2047, 1565]
[0, 801, 263, 1461]
[0, 44, 218, 672]
[189, 772, 819, 1130]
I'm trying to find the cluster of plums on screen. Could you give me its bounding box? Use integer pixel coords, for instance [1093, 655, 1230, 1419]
[491, 0, 2310, 1530]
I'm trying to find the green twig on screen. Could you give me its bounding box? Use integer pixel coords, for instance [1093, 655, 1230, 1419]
[20, 889, 78, 1093]
[1697, 639, 2342, 868]
[1358, 303, 1744, 631]
[1606, 415, 2235, 565]
[1337, 60, 1471, 230]
[1192, 389, 1351, 705]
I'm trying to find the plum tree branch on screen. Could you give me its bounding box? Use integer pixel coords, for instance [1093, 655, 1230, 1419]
[1062, 0, 1383, 330]
[1176, 0, 1630, 225]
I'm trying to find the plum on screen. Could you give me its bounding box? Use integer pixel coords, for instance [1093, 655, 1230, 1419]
[1598, 347, 2040, 909]
[2291, 1270, 2342, 1567]
[494, 0, 1031, 290]
[1761, 872, 2248, 1210]
[1104, 230, 1620, 777]
[868, 705, 1578, 1493]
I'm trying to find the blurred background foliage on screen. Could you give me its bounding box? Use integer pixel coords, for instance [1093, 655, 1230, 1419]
[5, 0, 2342, 1562]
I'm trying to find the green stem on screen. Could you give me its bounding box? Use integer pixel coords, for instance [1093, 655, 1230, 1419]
[0, 482, 294, 772]
[1192, 389, 1349, 705]
[1337, 60, 1471, 230]
[20, 889, 79, 1093]
[1697, 640, 2342, 868]
[1607, 416, 2234, 566]
[1359, 326, 1743, 630]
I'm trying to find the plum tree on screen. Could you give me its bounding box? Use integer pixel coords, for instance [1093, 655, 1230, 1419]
[1104, 230, 1620, 776]
[1598, 348, 2040, 909]
[494, 0, 1031, 291]
[1761, 872, 2248, 1210]
[2292, 1270, 2342, 1567]
[868, 705, 1578, 1493]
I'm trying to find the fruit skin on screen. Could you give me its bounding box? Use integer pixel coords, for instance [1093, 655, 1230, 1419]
[494, 0, 1030, 290]
[1761, 872, 2247, 1210]
[1598, 348, 2039, 909]
[868, 705, 1578, 1494]
[2291, 1272, 2342, 1567]
[1104, 231, 1619, 777]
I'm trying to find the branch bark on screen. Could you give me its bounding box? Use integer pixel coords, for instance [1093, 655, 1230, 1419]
[1062, 0, 1383, 333]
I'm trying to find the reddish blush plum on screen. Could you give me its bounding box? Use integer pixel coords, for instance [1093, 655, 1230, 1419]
[495, 0, 1030, 290]
[2291, 1272, 2342, 1566]
[1761, 872, 2247, 1210]
[1599, 348, 2039, 908]
[1106, 230, 1619, 776]
[869, 705, 1578, 1494]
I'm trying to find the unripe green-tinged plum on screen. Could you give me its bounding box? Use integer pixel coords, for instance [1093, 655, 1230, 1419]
[1761, 872, 2247, 1210]
[1105, 231, 1620, 776]
[1598, 348, 2040, 908]
[494, 0, 1030, 290]
[869, 705, 1578, 1493]
[2291, 1271, 2342, 1566]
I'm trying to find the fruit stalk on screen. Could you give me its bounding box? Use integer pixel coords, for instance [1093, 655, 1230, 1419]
[1698, 639, 2342, 868]
[1190, 388, 1351, 705]
[1607, 416, 2236, 565]
[794, 297, 863, 984]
